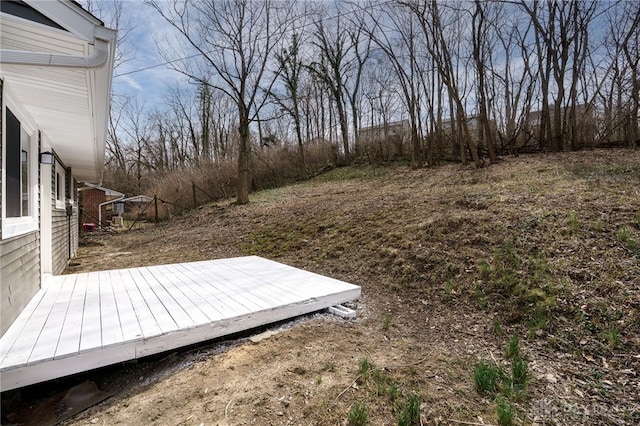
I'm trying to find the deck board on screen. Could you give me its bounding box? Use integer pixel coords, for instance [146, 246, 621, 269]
[0, 290, 46, 365]
[170, 264, 231, 320]
[128, 267, 178, 333]
[99, 270, 123, 348]
[55, 273, 88, 358]
[0, 256, 360, 391]
[154, 264, 221, 323]
[147, 265, 210, 326]
[79, 272, 102, 353]
[219, 261, 316, 305]
[2, 280, 64, 368]
[109, 269, 142, 342]
[28, 275, 77, 363]
[119, 268, 162, 339]
[179, 262, 262, 314]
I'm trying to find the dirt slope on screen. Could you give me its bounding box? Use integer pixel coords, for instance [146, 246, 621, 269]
[4, 149, 639, 426]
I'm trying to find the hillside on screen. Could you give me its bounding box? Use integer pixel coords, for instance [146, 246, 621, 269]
[11, 149, 640, 425]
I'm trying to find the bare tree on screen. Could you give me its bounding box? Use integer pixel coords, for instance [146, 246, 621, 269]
[100, 0, 638, 201]
[470, 0, 497, 162]
[491, 7, 536, 151]
[620, 2, 640, 148]
[307, 17, 354, 162]
[344, 9, 372, 161]
[406, 0, 482, 167]
[147, 0, 287, 204]
[364, 3, 425, 167]
[82, 0, 137, 190]
[520, 1, 597, 151]
[104, 94, 134, 190]
[122, 98, 152, 194]
[163, 87, 200, 168]
[197, 82, 212, 162]
[271, 33, 308, 171]
[105, 94, 129, 175]
[520, 0, 554, 150]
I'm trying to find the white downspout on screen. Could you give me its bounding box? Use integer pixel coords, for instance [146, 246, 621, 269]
[0, 38, 110, 68]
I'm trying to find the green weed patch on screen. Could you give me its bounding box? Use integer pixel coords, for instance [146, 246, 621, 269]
[473, 336, 529, 424]
[477, 240, 559, 327]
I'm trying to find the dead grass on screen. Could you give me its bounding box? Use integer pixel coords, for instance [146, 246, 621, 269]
[8, 149, 638, 426]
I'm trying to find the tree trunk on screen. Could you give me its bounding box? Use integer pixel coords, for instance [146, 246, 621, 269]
[236, 109, 251, 205]
[472, 0, 496, 163]
[456, 101, 481, 167]
[337, 98, 350, 161]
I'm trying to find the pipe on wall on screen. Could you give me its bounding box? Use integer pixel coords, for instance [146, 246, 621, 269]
[0, 38, 110, 69]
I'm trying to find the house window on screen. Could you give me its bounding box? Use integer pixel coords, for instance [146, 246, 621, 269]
[56, 172, 61, 200]
[6, 108, 32, 217]
[55, 161, 66, 209]
[2, 103, 38, 238]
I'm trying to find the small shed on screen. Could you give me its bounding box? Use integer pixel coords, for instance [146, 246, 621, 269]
[78, 183, 124, 228]
[111, 195, 155, 225]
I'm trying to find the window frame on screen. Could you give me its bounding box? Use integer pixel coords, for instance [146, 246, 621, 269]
[54, 159, 66, 210]
[2, 90, 39, 239]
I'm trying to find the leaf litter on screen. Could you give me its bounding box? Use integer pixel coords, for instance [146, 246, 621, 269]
[3, 149, 638, 426]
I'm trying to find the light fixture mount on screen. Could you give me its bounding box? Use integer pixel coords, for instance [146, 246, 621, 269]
[39, 151, 54, 165]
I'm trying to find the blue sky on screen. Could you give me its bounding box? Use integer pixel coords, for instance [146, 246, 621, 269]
[108, 1, 188, 109]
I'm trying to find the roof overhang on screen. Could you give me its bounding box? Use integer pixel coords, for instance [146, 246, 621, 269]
[78, 182, 124, 198]
[0, 0, 116, 183]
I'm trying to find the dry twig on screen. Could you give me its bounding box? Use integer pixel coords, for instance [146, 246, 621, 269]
[224, 397, 235, 419]
[384, 356, 430, 370]
[446, 419, 496, 426]
[333, 376, 361, 403]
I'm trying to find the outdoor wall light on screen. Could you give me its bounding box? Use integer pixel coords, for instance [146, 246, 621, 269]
[39, 151, 54, 165]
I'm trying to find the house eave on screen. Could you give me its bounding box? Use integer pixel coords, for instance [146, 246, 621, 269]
[0, 1, 116, 182]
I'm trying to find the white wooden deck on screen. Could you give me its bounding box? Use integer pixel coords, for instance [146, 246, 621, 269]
[0, 256, 360, 392]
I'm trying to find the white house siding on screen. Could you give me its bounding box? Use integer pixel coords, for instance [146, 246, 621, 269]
[0, 8, 116, 183]
[50, 166, 79, 275]
[0, 78, 42, 336]
[0, 232, 41, 336]
[51, 206, 68, 274]
[51, 202, 78, 274]
[71, 183, 79, 257]
[1, 0, 116, 338]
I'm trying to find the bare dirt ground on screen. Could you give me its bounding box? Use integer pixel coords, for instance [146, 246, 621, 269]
[3, 149, 640, 425]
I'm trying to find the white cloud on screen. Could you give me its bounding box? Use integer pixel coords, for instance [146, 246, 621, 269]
[110, 1, 190, 108]
[118, 74, 143, 91]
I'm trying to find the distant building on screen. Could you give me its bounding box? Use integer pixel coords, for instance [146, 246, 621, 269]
[119, 195, 154, 223]
[359, 120, 410, 161]
[437, 115, 497, 146]
[525, 104, 596, 149]
[431, 115, 498, 161]
[78, 183, 124, 228]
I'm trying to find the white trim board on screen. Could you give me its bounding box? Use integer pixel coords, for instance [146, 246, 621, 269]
[0, 256, 361, 391]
